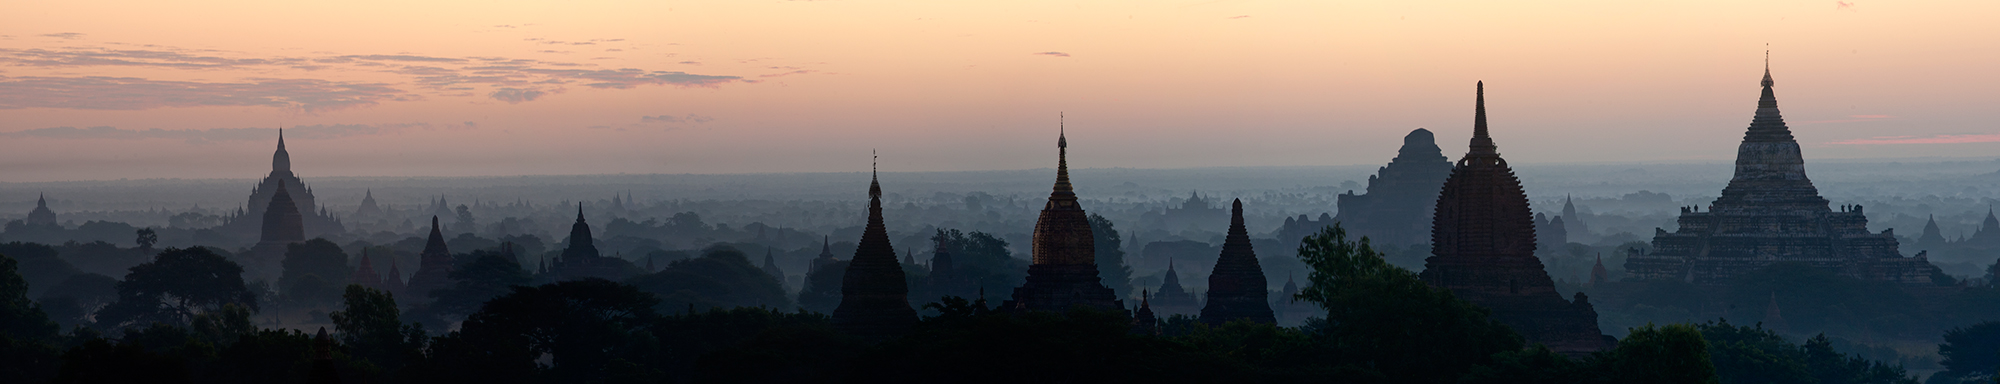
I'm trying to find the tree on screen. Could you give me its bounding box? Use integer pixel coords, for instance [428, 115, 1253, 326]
[1610, 324, 1718, 384]
[0, 242, 79, 298]
[95, 247, 258, 329]
[279, 239, 350, 308]
[796, 260, 848, 314]
[930, 229, 1026, 302]
[429, 250, 532, 319]
[626, 244, 790, 313]
[424, 279, 660, 383]
[1292, 224, 1521, 383]
[135, 228, 158, 253]
[1087, 214, 1134, 299]
[0, 253, 59, 342]
[37, 273, 117, 328]
[1937, 321, 2000, 383]
[330, 285, 425, 380]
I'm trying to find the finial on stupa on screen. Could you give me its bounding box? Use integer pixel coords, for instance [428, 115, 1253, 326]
[1761, 47, 1774, 88]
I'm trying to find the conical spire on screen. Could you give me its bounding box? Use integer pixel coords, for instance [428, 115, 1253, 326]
[272, 128, 292, 174]
[832, 156, 914, 339]
[259, 181, 306, 243]
[563, 203, 599, 259]
[36, 193, 45, 207]
[1052, 114, 1075, 196]
[1201, 198, 1274, 324]
[1467, 81, 1499, 158]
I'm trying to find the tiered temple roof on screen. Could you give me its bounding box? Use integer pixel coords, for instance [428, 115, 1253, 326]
[1150, 260, 1199, 315]
[549, 206, 641, 281]
[404, 216, 455, 303]
[1332, 128, 1454, 247]
[1199, 199, 1274, 325]
[1623, 65, 1940, 285]
[1002, 125, 1125, 314]
[831, 161, 917, 339]
[25, 194, 57, 226]
[1418, 82, 1611, 355]
[225, 130, 343, 241]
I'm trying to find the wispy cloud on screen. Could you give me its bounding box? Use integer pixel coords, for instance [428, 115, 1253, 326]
[1827, 133, 2000, 145]
[0, 76, 408, 112]
[1227, 15, 1251, 19]
[0, 123, 458, 143]
[640, 114, 714, 124]
[489, 88, 554, 103]
[39, 32, 85, 40]
[1034, 51, 1071, 57]
[1837, 1, 1855, 10]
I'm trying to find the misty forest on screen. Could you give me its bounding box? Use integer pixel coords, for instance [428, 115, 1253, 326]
[9, 78, 2000, 384]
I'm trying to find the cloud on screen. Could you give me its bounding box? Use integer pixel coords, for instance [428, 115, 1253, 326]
[1827, 134, 2000, 145]
[679, 61, 701, 65]
[488, 87, 554, 103]
[1837, 1, 1855, 10]
[0, 75, 407, 112]
[1228, 15, 1250, 19]
[0, 44, 751, 108]
[1034, 51, 1071, 57]
[0, 123, 445, 143]
[39, 32, 85, 40]
[640, 114, 714, 124]
[760, 70, 817, 78]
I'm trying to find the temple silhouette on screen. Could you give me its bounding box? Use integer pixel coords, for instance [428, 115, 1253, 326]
[404, 216, 454, 303]
[1622, 64, 1942, 285]
[1198, 199, 1274, 325]
[1418, 82, 1612, 355]
[220, 130, 345, 242]
[544, 206, 643, 282]
[1329, 128, 1454, 247]
[831, 159, 917, 339]
[1001, 125, 1126, 314]
[25, 194, 57, 226]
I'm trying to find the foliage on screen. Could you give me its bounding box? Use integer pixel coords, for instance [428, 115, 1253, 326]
[278, 239, 350, 308]
[421, 279, 659, 384]
[1611, 324, 1720, 384]
[1697, 319, 1918, 384]
[38, 273, 117, 328]
[1934, 321, 2000, 384]
[0, 253, 60, 342]
[1087, 213, 1134, 299]
[1, 241, 78, 298]
[329, 284, 426, 381]
[930, 229, 1026, 301]
[1292, 223, 1522, 383]
[95, 247, 258, 329]
[625, 244, 789, 313]
[429, 250, 533, 319]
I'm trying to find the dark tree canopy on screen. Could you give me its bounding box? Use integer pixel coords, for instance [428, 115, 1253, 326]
[1937, 321, 2000, 383]
[96, 247, 258, 329]
[1292, 224, 1522, 383]
[330, 285, 425, 381]
[1087, 214, 1134, 299]
[0, 253, 59, 342]
[0, 242, 77, 299]
[626, 244, 789, 313]
[430, 250, 533, 319]
[425, 279, 659, 383]
[37, 272, 116, 328]
[279, 239, 351, 308]
[930, 229, 1025, 302]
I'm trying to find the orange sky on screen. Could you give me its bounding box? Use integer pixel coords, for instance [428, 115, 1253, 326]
[1, 0, 1996, 182]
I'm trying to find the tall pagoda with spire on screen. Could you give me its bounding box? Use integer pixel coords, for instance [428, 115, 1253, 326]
[1199, 199, 1275, 324]
[549, 205, 641, 281]
[223, 129, 344, 242]
[1419, 82, 1611, 355]
[831, 156, 917, 339]
[1001, 121, 1126, 314]
[1624, 60, 1940, 285]
[404, 216, 454, 303]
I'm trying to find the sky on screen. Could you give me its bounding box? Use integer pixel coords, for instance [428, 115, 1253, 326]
[1, 0, 1996, 182]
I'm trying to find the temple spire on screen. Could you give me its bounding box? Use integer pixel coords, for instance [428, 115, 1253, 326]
[272, 127, 292, 173]
[1053, 114, 1073, 195]
[1468, 81, 1498, 157]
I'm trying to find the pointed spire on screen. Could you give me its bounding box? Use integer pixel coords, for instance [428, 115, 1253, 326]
[1053, 113, 1074, 195]
[1467, 81, 1499, 158]
[36, 193, 45, 207]
[272, 127, 292, 173]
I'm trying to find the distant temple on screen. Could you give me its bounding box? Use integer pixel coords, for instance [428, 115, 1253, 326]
[1002, 125, 1126, 314]
[404, 216, 454, 303]
[1149, 260, 1199, 316]
[1418, 82, 1611, 355]
[762, 249, 785, 286]
[1271, 275, 1318, 326]
[351, 251, 385, 291]
[25, 194, 57, 226]
[1533, 212, 1568, 251]
[221, 130, 344, 242]
[1142, 191, 1227, 232]
[797, 236, 846, 314]
[1623, 65, 1941, 285]
[1332, 128, 1454, 247]
[547, 206, 641, 281]
[1199, 199, 1274, 325]
[243, 181, 308, 280]
[831, 163, 917, 339]
[924, 236, 977, 302]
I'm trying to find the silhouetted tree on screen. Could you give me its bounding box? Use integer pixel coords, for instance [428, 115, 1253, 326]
[1088, 214, 1134, 299]
[1936, 321, 2000, 383]
[429, 250, 532, 320]
[96, 247, 257, 329]
[626, 244, 789, 313]
[796, 260, 848, 314]
[330, 285, 425, 381]
[423, 279, 659, 384]
[38, 273, 117, 328]
[1293, 223, 1521, 383]
[279, 239, 349, 307]
[1, 242, 78, 298]
[134, 228, 157, 253]
[1610, 324, 1718, 384]
[0, 253, 59, 342]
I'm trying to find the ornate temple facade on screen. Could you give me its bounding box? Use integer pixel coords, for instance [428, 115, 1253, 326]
[1199, 199, 1275, 325]
[1333, 128, 1455, 247]
[1418, 82, 1611, 355]
[1623, 67, 1941, 285]
[221, 131, 344, 242]
[404, 216, 455, 303]
[1002, 128, 1126, 314]
[831, 167, 917, 339]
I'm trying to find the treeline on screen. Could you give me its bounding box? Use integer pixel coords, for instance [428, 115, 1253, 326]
[0, 226, 1968, 383]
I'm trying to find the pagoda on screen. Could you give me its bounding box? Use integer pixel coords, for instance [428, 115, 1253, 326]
[1149, 260, 1199, 316]
[548, 206, 641, 281]
[243, 181, 308, 280]
[222, 130, 343, 241]
[1418, 82, 1611, 354]
[1199, 199, 1275, 325]
[1331, 128, 1454, 247]
[1001, 124, 1125, 314]
[404, 216, 454, 303]
[831, 159, 917, 339]
[24, 194, 57, 226]
[1623, 63, 1939, 285]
